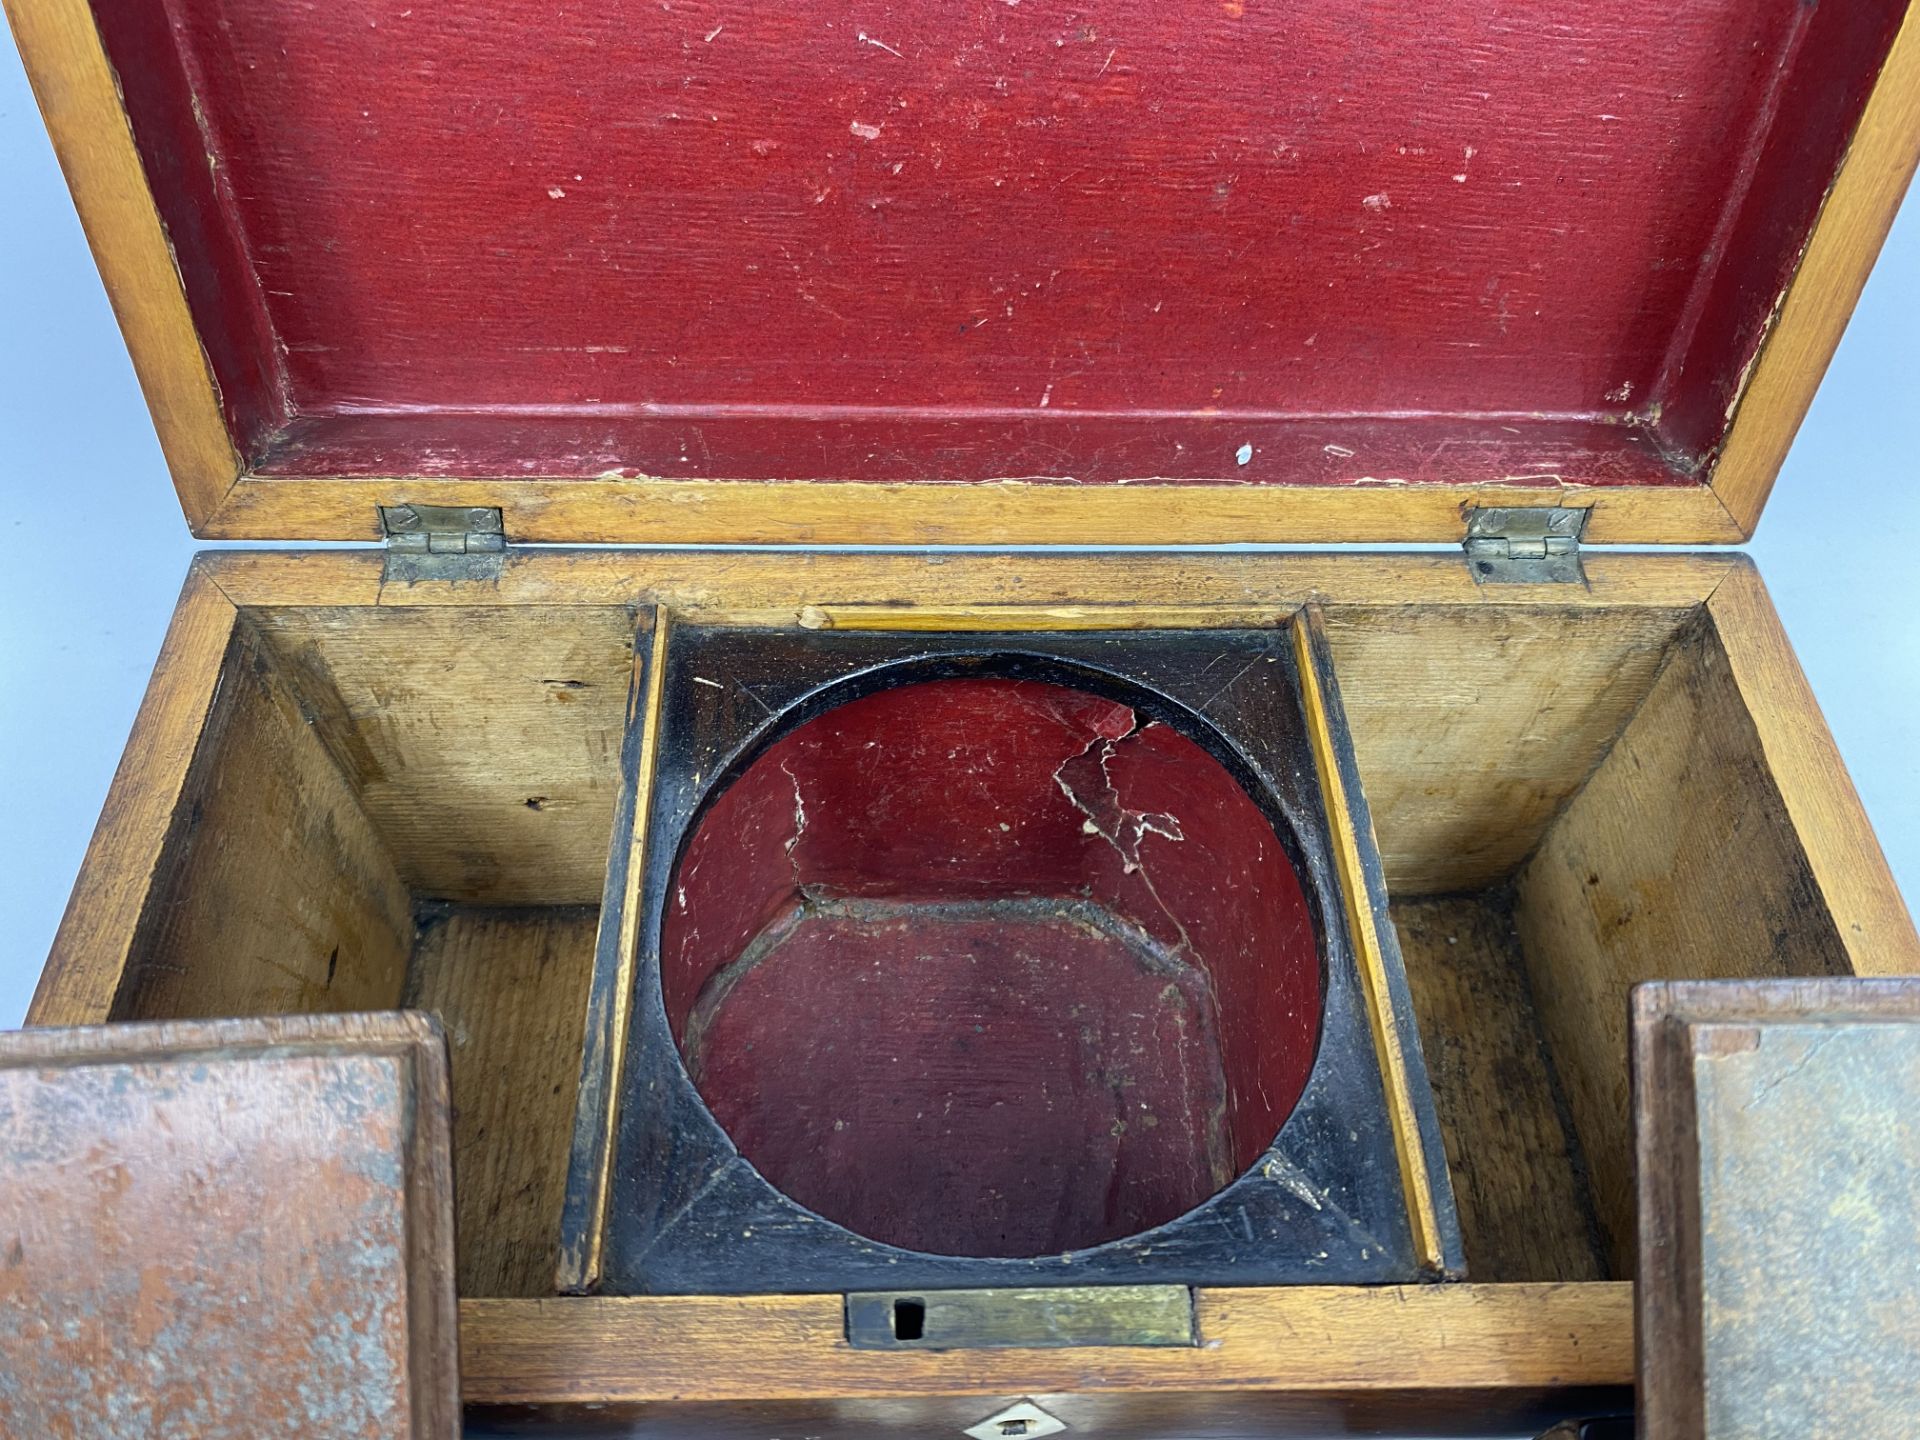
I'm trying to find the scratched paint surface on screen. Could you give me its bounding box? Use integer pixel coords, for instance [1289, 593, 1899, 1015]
[83, 0, 1901, 485]
[0, 1051, 415, 1438]
[663, 676, 1319, 1256]
[1693, 1021, 1920, 1438]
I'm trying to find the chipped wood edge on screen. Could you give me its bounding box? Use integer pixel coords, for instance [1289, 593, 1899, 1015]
[29, 563, 240, 1025]
[2, 0, 241, 527]
[1292, 607, 1448, 1274]
[1709, 5, 1920, 536]
[455, 1283, 1633, 1405]
[198, 474, 1748, 547]
[1705, 562, 1920, 976]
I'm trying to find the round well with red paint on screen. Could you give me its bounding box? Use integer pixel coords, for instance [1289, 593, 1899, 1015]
[662, 675, 1322, 1259]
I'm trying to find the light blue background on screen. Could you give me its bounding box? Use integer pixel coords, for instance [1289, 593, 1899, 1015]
[1, 40, 1914, 1027]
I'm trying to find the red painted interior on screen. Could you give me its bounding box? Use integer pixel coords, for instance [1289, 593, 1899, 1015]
[663, 677, 1320, 1257]
[88, 0, 1903, 495]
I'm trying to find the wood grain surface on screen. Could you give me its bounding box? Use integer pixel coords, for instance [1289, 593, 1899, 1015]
[1515, 614, 1857, 1277]
[404, 905, 600, 1298]
[1393, 895, 1608, 1284]
[1707, 566, 1920, 978]
[1323, 604, 1694, 894]
[197, 547, 1743, 613]
[248, 605, 638, 904]
[197, 473, 1750, 547]
[456, 1283, 1632, 1405]
[31, 564, 239, 1025]
[111, 616, 416, 1022]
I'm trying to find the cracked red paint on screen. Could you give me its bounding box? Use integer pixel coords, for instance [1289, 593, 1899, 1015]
[662, 676, 1319, 1257]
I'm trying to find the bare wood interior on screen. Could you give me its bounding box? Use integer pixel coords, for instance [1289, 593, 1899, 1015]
[74, 561, 1900, 1312]
[110, 616, 416, 1020]
[102, 603, 637, 1298]
[1512, 609, 1854, 1276]
[1390, 893, 1607, 1285]
[244, 605, 639, 905]
[404, 904, 600, 1298]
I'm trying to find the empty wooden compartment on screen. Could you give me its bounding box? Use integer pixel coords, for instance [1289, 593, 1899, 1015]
[44, 596, 643, 1300]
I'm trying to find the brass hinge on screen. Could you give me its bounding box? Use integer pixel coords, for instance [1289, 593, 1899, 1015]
[1463, 506, 1588, 585]
[380, 504, 506, 583]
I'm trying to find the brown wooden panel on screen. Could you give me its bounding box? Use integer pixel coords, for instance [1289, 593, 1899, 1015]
[114, 616, 415, 1021]
[1392, 895, 1608, 1283]
[1326, 605, 1693, 894]
[457, 1283, 1632, 1406]
[1708, 565, 1920, 978]
[198, 473, 1751, 547]
[1515, 614, 1854, 1278]
[1634, 979, 1920, 1440]
[0, 1012, 458, 1438]
[404, 904, 599, 1298]
[33, 563, 238, 1025]
[249, 605, 640, 904]
[198, 547, 1741, 613]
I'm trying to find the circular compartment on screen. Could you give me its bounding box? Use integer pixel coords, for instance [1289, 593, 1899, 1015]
[662, 672, 1322, 1258]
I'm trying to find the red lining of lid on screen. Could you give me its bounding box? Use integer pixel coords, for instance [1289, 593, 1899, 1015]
[92, 0, 1903, 489]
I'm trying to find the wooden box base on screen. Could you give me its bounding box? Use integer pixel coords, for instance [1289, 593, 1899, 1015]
[30, 547, 1918, 1435]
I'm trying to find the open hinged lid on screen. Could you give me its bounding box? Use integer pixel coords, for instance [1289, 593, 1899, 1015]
[0, 1011, 460, 1437]
[8, 0, 1919, 547]
[1633, 979, 1920, 1438]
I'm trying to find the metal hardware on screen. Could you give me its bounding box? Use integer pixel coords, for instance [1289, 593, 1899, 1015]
[380, 504, 506, 583]
[845, 1285, 1195, 1351]
[1463, 506, 1588, 585]
[963, 1402, 1068, 1440]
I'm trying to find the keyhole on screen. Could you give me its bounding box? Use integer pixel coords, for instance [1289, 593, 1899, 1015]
[893, 1298, 926, 1341]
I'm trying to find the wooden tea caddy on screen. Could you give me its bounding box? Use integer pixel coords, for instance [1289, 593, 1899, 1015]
[8, 0, 1920, 1432]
